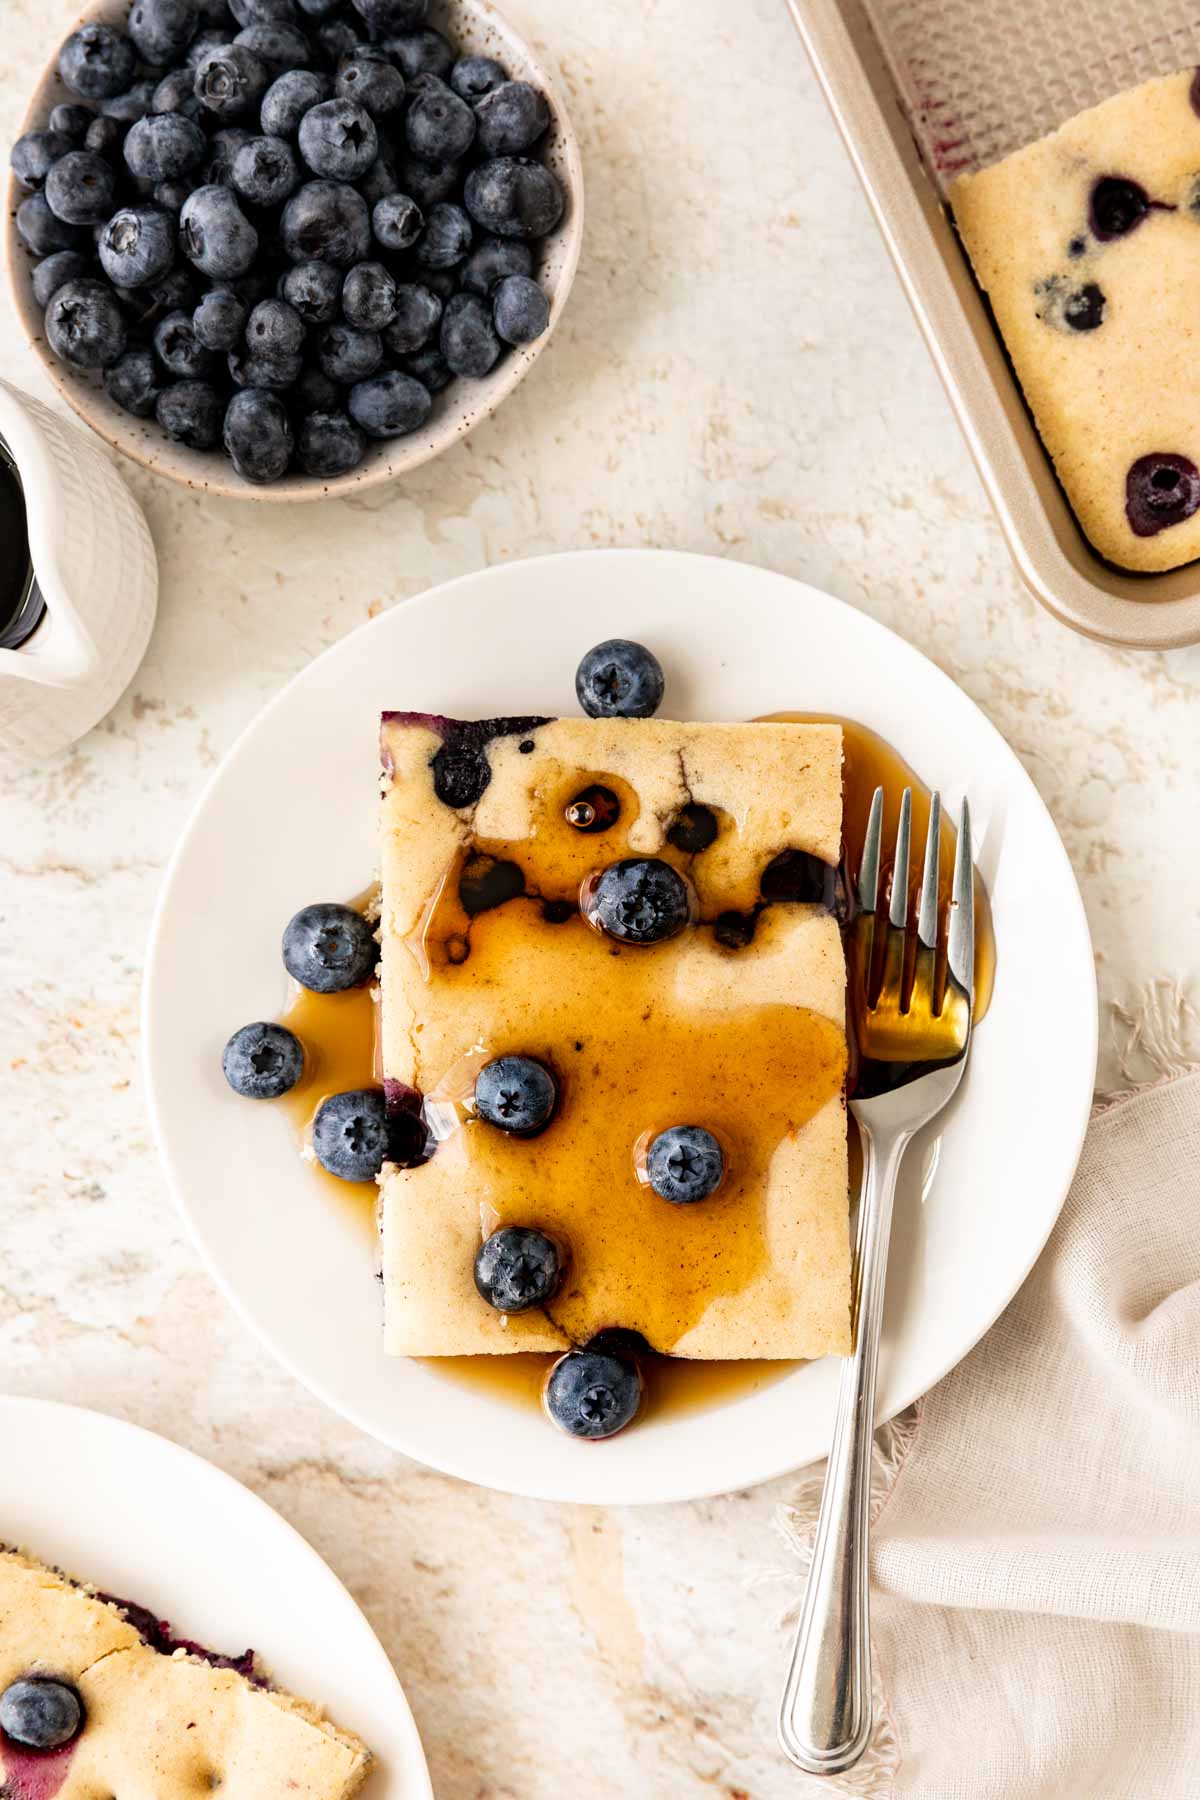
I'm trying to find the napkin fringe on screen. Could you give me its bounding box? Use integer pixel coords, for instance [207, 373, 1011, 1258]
[1102, 977, 1199, 1111]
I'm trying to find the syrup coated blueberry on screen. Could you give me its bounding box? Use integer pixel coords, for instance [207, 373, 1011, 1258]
[474, 1225, 563, 1312]
[1126, 453, 1200, 537]
[544, 1348, 641, 1440]
[0, 1679, 84, 1752]
[282, 901, 377, 991]
[646, 1124, 724, 1204]
[312, 1088, 391, 1182]
[587, 858, 691, 945]
[1089, 175, 1152, 239]
[474, 1054, 557, 1134]
[575, 639, 664, 719]
[222, 1020, 304, 1098]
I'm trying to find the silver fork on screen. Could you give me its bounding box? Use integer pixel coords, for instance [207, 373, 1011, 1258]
[778, 786, 976, 1775]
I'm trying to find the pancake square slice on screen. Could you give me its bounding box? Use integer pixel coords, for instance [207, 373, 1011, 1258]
[952, 69, 1200, 572]
[378, 712, 852, 1360]
[0, 1545, 371, 1797]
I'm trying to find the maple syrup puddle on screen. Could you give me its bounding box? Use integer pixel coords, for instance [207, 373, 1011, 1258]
[273, 715, 995, 1424]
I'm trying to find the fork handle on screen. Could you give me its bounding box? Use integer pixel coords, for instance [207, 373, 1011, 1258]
[777, 1122, 911, 1774]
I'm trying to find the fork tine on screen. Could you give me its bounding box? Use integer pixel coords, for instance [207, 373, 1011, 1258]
[916, 791, 941, 949]
[947, 797, 975, 1000]
[888, 788, 911, 929]
[858, 786, 884, 913]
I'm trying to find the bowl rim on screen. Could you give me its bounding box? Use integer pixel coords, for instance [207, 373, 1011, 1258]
[4, 0, 585, 503]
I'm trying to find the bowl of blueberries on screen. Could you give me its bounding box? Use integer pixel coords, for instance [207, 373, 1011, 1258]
[6, 0, 582, 496]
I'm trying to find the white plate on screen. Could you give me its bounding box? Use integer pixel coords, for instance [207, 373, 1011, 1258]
[143, 549, 1097, 1506]
[0, 1394, 430, 1797]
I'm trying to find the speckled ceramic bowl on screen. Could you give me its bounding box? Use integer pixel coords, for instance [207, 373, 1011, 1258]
[5, 0, 583, 502]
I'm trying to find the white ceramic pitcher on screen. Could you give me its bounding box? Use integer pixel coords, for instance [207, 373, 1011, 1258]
[0, 379, 157, 763]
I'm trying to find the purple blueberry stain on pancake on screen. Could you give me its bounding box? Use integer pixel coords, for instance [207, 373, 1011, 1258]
[379, 712, 554, 807]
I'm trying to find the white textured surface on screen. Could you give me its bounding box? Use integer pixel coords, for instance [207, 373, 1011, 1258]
[1, 0, 1198, 1794]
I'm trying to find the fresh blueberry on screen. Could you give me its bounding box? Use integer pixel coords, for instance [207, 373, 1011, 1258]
[646, 1124, 724, 1204]
[45, 277, 126, 368]
[382, 281, 441, 352]
[104, 346, 162, 417]
[474, 1226, 563, 1312]
[228, 344, 303, 389]
[187, 25, 235, 67]
[464, 155, 564, 240]
[32, 249, 90, 309]
[0, 1680, 84, 1753]
[336, 51, 405, 118]
[15, 194, 88, 256]
[1090, 175, 1152, 240]
[394, 152, 460, 209]
[296, 0, 340, 16]
[667, 803, 718, 854]
[115, 262, 197, 324]
[231, 133, 299, 204]
[154, 308, 215, 377]
[203, 126, 253, 184]
[475, 80, 549, 157]
[353, 0, 430, 30]
[415, 265, 457, 299]
[234, 21, 312, 74]
[359, 148, 401, 205]
[575, 639, 664, 719]
[151, 68, 202, 119]
[449, 54, 505, 102]
[492, 273, 548, 345]
[401, 342, 451, 392]
[83, 115, 127, 160]
[10, 128, 74, 191]
[298, 98, 377, 180]
[415, 200, 472, 269]
[318, 321, 382, 382]
[291, 362, 339, 413]
[194, 44, 270, 118]
[156, 378, 224, 446]
[49, 103, 95, 141]
[180, 184, 259, 278]
[311, 1087, 391, 1182]
[382, 26, 452, 80]
[154, 175, 201, 212]
[440, 291, 500, 377]
[222, 1020, 304, 1097]
[193, 285, 247, 349]
[544, 1348, 641, 1440]
[101, 81, 159, 125]
[297, 408, 366, 474]
[223, 387, 294, 478]
[474, 1054, 557, 1134]
[44, 151, 114, 225]
[229, 0, 300, 24]
[405, 76, 475, 162]
[460, 235, 531, 297]
[586, 858, 691, 945]
[129, 0, 199, 64]
[59, 25, 137, 100]
[246, 296, 305, 357]
[313, 18, 359, 67]
[278, 257, 342, 321]
[280, 179, 370, 265]
[371, 191, 423, 251]
[124, 114, 207, 185]
[260, 67, 331, 136]
[341, 261, 394, 330]
[282, 900, 375, 990]
[1126, 454, 1200, 537]
[347, 368, 432, 436]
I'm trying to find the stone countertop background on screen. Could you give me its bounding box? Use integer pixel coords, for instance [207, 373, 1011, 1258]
[2, 0, 1198, 1794]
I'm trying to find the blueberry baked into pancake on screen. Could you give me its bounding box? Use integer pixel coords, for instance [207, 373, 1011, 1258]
[0, 1545, 371, 1797]
[952, 69, 1200, 572]
[376, 685, 853, 1403]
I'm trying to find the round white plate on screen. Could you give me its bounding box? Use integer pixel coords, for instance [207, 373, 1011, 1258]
[0, 1395, 430, 1797]
[143, 549, 1097, 1506]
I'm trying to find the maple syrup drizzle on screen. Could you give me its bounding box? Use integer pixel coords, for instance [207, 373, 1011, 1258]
[273, 717, 996, 1422]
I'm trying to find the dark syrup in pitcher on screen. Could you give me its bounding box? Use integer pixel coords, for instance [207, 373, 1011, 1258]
[0, 436, 47, 652]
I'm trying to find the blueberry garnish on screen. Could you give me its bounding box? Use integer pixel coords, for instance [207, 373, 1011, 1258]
[282, 901, 376, 993]
[1089, 175, 1152, 240]
[0, 1679, 84, 1752]
[584, 857, 692, 946]
[474, 1054, 558, 1135]
[575, 639, 664, 719]
[760, 849, 837, 908]
[544, 1347, 642, 1440]
[667, 803, 718, 853]
[474, 1225, 563, 1312]
[646, 1124, 724, 1204]
[1126, 453, 1200, 537]
[565, 784, 620, 833]
[312, 1087, 393, 1182]
[222, 1021, 304, 1099]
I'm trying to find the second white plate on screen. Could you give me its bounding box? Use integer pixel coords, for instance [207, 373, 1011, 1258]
[143, 550, 1097, 1505]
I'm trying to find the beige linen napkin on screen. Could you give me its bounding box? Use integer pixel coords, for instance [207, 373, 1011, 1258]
[779, 1051, 1200, 1797]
